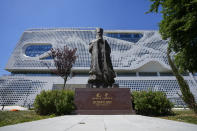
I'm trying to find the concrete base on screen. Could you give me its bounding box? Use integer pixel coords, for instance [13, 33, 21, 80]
[76, 110, 135, 115]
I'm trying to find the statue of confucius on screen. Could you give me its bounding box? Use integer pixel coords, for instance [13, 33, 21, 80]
[88, 28, 116, 88]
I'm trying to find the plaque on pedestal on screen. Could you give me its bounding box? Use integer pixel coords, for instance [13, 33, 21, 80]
[74, 88, 135, 115]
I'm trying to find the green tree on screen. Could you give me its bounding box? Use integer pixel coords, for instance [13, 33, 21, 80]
[148, 0, 197, 73]
[167, 47, 197, 113]
[148, 0, 197, 113]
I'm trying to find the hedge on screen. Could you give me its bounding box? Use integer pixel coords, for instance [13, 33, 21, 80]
[34, 90, 75, 115]
[132, 91, 173, 116]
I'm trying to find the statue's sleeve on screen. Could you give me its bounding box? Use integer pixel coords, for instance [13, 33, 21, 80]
[89, 42, 93, 53]
[105, 40, 111, 54]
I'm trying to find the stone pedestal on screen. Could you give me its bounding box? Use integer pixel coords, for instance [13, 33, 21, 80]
[74, 88, 135, 115]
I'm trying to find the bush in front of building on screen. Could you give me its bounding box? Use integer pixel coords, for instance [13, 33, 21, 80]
[132, 91, 173, 116]
[34, 90, 75, 115]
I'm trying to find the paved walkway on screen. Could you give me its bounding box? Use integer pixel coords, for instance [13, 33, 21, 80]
[1, 115, 197, 131]
[0, 106, 28, 111]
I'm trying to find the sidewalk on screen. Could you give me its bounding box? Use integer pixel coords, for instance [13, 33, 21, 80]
[0, 106, 28, 111]
[0, 115, 197, 131]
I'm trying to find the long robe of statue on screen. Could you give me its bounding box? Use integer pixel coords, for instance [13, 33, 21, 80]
[88, 28, 116, 88]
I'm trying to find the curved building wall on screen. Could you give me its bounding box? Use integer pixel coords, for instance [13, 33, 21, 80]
[5, 28, 170, 72]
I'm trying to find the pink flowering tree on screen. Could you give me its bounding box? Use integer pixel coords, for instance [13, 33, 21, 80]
[50, 46, 77, 88]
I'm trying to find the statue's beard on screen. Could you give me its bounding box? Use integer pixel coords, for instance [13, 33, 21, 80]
[96, 35, 103, 40]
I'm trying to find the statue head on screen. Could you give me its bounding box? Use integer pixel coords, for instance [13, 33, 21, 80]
[96, 28, 103, 39]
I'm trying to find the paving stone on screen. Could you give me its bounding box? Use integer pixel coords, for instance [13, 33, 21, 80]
[0, 115, 197, 131]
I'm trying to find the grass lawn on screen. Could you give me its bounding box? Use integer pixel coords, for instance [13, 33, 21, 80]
[0, 110, 55, 127]
[159, 109, 197, 125]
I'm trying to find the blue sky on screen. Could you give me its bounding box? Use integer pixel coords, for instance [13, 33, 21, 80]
[0, 0, 162, 76]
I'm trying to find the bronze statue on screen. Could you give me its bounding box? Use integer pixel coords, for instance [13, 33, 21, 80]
[88, 28, 116, 88]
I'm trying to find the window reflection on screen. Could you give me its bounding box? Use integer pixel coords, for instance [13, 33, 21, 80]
[105, 33, 143, 43]
[25, 45, 52, 57]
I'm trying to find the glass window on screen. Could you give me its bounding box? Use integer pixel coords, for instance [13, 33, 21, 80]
[160, 72, 174, 76]
[181, 73, 189, 76]
[117, 72, 136, 76]
[139, 72, 157, 76]
[25, 45, 52, 57]
[120, 34, 131, 38]
[105, 33, 143, 43]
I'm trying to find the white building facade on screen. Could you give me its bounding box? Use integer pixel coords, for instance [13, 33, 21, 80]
[0, 28, 197, 107]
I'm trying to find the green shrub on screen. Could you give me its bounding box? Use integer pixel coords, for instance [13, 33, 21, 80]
[34, 90, 75, 115]
[132, 91, 173, 116]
